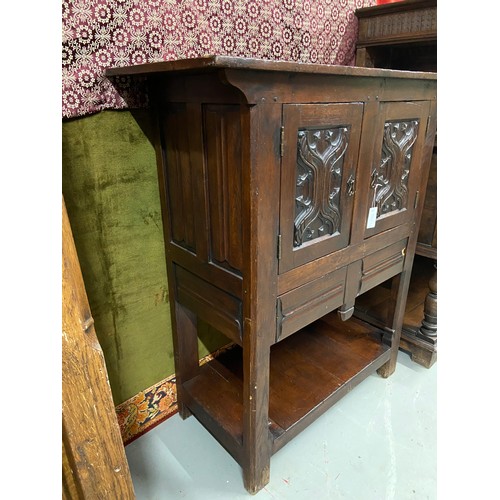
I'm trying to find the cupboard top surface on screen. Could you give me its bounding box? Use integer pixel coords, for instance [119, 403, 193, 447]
[105, 55, 436, 81]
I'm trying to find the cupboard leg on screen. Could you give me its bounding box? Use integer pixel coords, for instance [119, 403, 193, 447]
[377, 271, 409, 378]
[243, 456, 271, 495]
[242, 321, 271, 494]
[172, 302, 199, 419]
[377, 348, 397, 378]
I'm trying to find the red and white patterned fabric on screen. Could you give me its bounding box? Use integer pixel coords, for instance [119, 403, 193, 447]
[62, 0, 376, 119]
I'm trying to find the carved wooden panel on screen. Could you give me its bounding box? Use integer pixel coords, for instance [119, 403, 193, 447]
[204, 104, 243, 275]
[357, 3, 437, 45]
[294, 126, 349, 247]
[373, 119, 419, 218]
[364, 8, 436, 39]
[364, 100, 430, 240]
[279, 103, 363, 275]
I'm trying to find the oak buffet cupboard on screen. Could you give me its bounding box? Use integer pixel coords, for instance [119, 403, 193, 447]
[106, 56, 437, 494]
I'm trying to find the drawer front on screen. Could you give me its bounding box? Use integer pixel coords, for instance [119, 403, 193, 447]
[277, 266, 347, 342]
[175, 265, 243, 345]
[359, 239, 407, 295]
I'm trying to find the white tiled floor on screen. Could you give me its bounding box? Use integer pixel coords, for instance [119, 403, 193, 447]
[125, 351, 436, 499]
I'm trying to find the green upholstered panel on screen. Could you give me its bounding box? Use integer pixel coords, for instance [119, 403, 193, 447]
[62, 110, 227, 404]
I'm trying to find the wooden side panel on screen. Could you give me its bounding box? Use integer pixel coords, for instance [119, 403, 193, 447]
[62, 197, 135, 499]
[204, 104, 244, 275]
[161, 103, 206, 256]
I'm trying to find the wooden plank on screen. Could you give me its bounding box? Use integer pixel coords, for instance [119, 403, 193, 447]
[62, 197, 135, 499]
[268, 336, 344, 431]
[271, 348, 390, 454]
[183, 313, 389, 462]
[224, 69, 436, 106]
[169, 244, 243, 298]
[240, 101, 282, 493]
[315, 315, 390, 362]
[106, 55, 436, 81]
[183, 362, 244, 461]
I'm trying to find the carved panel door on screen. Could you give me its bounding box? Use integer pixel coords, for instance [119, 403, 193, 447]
[363, 101, 431, 239]
[279, 103, 363, 274]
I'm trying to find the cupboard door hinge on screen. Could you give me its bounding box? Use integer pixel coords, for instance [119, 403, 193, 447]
[277, 234, 282, 260]
[414, 190, 420, 209]
[280, 126, 285, 157]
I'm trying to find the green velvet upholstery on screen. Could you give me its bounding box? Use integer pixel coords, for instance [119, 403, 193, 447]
[62, 110, 227, 405]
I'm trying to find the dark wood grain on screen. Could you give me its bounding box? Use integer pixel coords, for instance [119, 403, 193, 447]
[359, 238, 407, 295]
[279, 103, 363, 273]
[175, 265, 242, 345]
[277, 266, 347, 341]
[205, 104, 244, 274]
[416, 150, 437, 258]
[278, 221, 412, 295]
[356, 0, 437, 47]
[183, 313, 390, 458]
[240, 101, 281, 493]
[108, 56, 437, 493]
[106, 55, 436, 80]
[355, 1, 438, 367]
[363, 101, 431, 239]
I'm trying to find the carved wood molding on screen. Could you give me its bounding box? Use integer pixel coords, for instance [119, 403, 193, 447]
[374, 120, 419, 217]
[356, 1, 437, 46]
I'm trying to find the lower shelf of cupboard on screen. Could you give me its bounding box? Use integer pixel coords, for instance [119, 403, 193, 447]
[183, 313, 391, 465]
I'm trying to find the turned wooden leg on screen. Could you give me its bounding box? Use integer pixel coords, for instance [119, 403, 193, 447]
[417, 263, 437, 340]
[397, 260, 437, 369]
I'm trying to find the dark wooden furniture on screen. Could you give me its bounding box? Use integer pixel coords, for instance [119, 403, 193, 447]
[355, 0, 437, 367]
[106, 56, 436, 493]
[62, 197, 135, 499]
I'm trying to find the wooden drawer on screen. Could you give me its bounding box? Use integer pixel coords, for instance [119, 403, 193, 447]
[175, 265, 243, 345]
[359, 239, 407, 295]
[277, 267, 347, 342]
